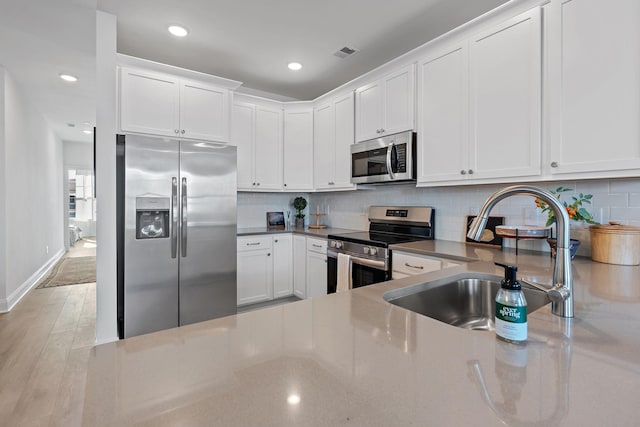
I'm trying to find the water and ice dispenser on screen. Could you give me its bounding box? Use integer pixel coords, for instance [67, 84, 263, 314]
[136, 197, 170, 239]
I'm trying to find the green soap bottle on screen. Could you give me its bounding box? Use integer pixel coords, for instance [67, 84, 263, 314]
[494, 262, 527, 343]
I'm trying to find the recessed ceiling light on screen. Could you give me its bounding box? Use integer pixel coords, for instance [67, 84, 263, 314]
[287, 62, 302, 71]
[83, 130, 93, 134]
[59, 74, 78, 82]
[168, 25, 189, 37]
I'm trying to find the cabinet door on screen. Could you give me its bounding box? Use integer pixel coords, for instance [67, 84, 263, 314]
[382, 64, 415, 136]
[355, 80, 383, 142]
[283, 109, 314, 190]
[469, 8, 542, 180]
[254, 106, 283, 190]
[237, 249, 273, 305]
[313, 103, 335, 189]
[120, 68, 180, 137]
[333, 93, 356, 189]
[417, 45, 469, 183]
[306, 250, 327, 298]
[273, 235, 293, 298]
[180, 81, 229, 142]
[293, 235, 307, 299]
[231, 102, 255, 190]
[549, 0, 640, 175]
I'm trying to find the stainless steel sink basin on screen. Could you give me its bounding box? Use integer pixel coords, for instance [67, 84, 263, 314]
[383, 273, 550, 331]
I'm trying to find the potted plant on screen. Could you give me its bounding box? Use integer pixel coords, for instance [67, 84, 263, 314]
[535, 187, 598, 258]
[292, 196, 307, 228]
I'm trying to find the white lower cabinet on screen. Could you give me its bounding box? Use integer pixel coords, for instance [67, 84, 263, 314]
[237, 234, 293, 306]
[293, 235, 307, 299]
[237, 236, 274, 305]
[306, 238, 328, 298]
[391, 251, 462, 280]
[273, 235, 294, 298]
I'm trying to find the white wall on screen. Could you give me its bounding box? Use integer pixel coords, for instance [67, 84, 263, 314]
[238, 192, 309, 228]
[0, 67, 65, 311]
[310, 178, 640, 252]
[64, 140, 93, 167]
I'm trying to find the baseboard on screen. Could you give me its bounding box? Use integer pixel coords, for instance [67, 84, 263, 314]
[0, 249, 66, 312]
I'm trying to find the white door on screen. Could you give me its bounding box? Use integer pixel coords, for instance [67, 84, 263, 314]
[273, 235, 293, 298]
[549, 0, 640, 175]
[231, 102, 255, 190]
[283, 109, 314, 190]
[313, 103, 335, 189]
[254, 106, 283, 190]
[469, 7, 542, 180]
[293, 235, 307, 299]
[382, 64, 415, 136]
[306, 250, 327, 298]
[355, 80, 383, 142]
[333, 93, 356, 189]
[237, 250, 273, 305]
[417, 44, 469, 184]
[120, 68, 180, 137]
[180, 80, 229, 142]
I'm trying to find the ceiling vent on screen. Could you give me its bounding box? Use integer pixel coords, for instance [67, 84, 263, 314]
[334, 46, 359, 59]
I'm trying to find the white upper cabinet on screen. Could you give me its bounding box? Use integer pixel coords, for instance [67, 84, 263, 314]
[469, 7, 541, 180]
[231, 95, 283, 191]
[355, 64, 415, 142]
[283, 106, 314, 191]
[548, 0, 640, 176]
[417, 8, 542, 185]
[119, 67, 230, 142]
[417, 44, 469, 184]
[314, 92, 356, 191]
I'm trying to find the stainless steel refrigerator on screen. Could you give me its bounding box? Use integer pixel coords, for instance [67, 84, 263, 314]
[116, 134, 237, 338]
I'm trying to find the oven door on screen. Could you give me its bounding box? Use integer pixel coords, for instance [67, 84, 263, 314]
[327, 252, 389, 293]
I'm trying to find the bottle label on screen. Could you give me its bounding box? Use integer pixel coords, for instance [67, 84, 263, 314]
[495, 302, 527, 341]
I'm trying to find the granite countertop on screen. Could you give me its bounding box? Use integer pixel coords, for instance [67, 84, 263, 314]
[83, 240, 640, 426]
[237, 226, 362, 238]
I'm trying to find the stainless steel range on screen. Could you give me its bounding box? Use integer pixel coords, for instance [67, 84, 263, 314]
[327, 206, 434, 293]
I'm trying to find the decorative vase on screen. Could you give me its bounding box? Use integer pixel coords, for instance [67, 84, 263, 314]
[546, 238, 581, 259]
[294, 217, 305, 228]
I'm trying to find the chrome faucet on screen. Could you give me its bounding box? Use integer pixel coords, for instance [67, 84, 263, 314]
[467, 185, 573, 318]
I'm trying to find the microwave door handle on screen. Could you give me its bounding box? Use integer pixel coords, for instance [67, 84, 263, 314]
[386, 142, 396, 179]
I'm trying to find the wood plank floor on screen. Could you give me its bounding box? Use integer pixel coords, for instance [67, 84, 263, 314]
[0, 283, 95, 426]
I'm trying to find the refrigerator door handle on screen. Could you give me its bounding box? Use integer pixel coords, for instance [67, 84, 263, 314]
[181, 177, 187, 257]
[171, 177, 178, 259]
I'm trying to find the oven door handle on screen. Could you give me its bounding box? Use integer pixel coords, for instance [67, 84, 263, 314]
[328, 250, 387, 271]
[386, 142, 396, 180]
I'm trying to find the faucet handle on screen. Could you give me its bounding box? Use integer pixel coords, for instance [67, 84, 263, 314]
[521, 278, 570, 305]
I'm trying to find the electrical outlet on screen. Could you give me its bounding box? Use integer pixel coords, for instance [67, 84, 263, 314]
[45, 245, 49, 254]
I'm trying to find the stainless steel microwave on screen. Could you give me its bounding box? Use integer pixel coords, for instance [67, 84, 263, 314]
[350, 131, 416, 184]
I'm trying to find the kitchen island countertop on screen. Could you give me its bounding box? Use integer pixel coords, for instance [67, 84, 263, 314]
[83, 239, 640, 426]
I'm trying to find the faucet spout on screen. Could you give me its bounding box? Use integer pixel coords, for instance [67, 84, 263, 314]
[467, 185, 573, 318]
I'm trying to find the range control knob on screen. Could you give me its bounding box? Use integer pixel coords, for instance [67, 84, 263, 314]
[329, 240, 337, 248]
[335, 241, 343, 249]
[363, 247, 370, 255]
[369, 247, 378, 256]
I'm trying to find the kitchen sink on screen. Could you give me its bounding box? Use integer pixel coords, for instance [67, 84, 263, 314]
[383, 273, 550, 331]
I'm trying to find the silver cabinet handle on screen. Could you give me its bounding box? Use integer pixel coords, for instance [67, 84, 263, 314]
[386, 142, 396, 180]
[174, 129, 179, 134]
[405, 263, 424, 270]
[551, 162, 558, 168]
[274, 239, 279, 243]
[171, 177, 178, 259]
[468, 169, 474, 175]
[252, 182, 256, 186]
[312, 244, 322, 248]
[283, 183, 287, 187]
[246, 242, 261, 246]
[380, 128, 385, 133]
[267, 253, 271, 257]
[181, 130, 186, 134]
[460, 170, 467, 175]
[181, 177, 187, 257]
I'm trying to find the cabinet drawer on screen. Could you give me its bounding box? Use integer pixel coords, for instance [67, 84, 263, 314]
[392, 252, 443, 276]
[237, 235, 273, 252]
[306, 238, 327, 253]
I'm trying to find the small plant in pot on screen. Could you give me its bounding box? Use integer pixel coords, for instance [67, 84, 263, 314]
[534, 187, 599, 258]
[292, 196, 307, 228]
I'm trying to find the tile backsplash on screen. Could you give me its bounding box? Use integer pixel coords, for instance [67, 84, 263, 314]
[238, 178, 640, 252]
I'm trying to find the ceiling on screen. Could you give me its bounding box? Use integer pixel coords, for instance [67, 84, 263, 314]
[0, 0, 509, 144]
[0, 0, 97, 143]
[99, 0, 509, 100]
